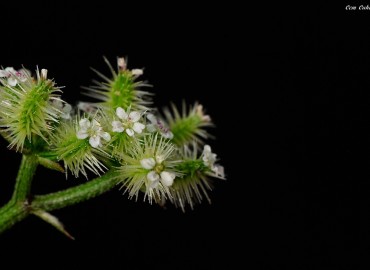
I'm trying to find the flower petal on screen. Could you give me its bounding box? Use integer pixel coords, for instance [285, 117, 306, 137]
[118, 58, 126, 71]
[149, 180, 159, 189]
[131, 69, 143, 76]
[112, 121, 124, 133]
[89, 136, 101, 148]
[17, 72, 27, 82]
[116, 107, 128, 120]
[101, 132, 111, 141]
[147, 171, 160, 182]
[147, 113, 157, 124]
[203, 145, 212, 154]
[91, 119, 101, 128]
[7, 77, 17, 86]
[140, 158, 156, 169]
[53, 99, 63, 110]
[132, 122, 145, 133]
[5, 67, 16, 73]
[63, 103, 72, 114]
[126, 128, 134, 137]
[77, 102, 96, 114]
[161, 131, 174, 139]
[60, 103, 72, 119]
[76, 130, 88, 139]
[128, 111, 141, 122]
[0, 70, 9, 77]
[203, 152, 217, 167]
[160, 171, 175, 187]
[18, 68, 31, 77]
[212, 165, 225, 178]
[79, 118, 91, 130]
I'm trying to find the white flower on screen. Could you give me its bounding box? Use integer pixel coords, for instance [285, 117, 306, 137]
[140, 156, 176, 188]
[146, 113, 173, 139]
[112, 107, 145, 136]
[117, 133, 179, 204]
[77, 102, 97, 114]
[52, 100, 72, 119]
[202, 145, 225, 178]
[196, 104, 211, 122]
[77, 118, 111, 148]
[0, 67, 29, 86]
[117, 57, 127, 71]
[131, 69, 143, 76]
[202, 145, 217, 167]
[212, 165, 225, 178]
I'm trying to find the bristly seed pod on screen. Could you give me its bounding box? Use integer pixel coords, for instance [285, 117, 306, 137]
[0, 67, 64, 151]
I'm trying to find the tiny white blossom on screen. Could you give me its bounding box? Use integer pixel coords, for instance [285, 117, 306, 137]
[202, 145, 225, 178]
[0, 67, 30, 86]
[52, 100, 72, 119]
[146, 113, 173, 139]
[140, 156, 176, 188]
[77, 102, 97, 114]
[140, 158, 156, 169]
[77, 118, 111, 148]
[196, 104, 211, 122]
[118, 57, 126, 71]
[131, 69, 143, 76]
[112, 107, 145, 137]
[202, 145, 217, 167]
[212, 165, 225, 178]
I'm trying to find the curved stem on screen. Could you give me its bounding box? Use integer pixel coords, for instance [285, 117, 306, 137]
[0, 169, 121, 234]
[32, 170, 120, 211]
[0, 158, 120, 233]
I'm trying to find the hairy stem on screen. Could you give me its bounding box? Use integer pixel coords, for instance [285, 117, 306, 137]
[12, 154, 38, 201]
[0, 202, 30, 233]
[0, 154, 38, 233]
[0, 169, 121, 234]
[32, 170, 120, 211]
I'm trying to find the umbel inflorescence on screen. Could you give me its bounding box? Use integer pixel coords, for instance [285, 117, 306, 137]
[0, 57, 225, 236]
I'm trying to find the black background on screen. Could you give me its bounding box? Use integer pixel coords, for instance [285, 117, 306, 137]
[3, 3, 370, 270]
[252, 6, 370, 269]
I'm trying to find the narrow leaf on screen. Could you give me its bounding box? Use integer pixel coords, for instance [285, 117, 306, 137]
[33, 210, 74, 240]
[38, 157, 64, 173]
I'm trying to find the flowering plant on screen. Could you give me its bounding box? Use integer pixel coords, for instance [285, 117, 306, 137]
[0, 57, 225, 238]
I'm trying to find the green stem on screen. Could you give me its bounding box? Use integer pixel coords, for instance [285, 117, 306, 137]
[12, 154, 38, 201]
[0, 169, 121, 234]
[0, 203, 30, 233]
[32, 170, 120, 211]
[0, 154, 38, 232]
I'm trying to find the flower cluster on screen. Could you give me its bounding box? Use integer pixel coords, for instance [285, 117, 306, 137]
[0, 57, 225, 211]
[116, 133, 179, 204]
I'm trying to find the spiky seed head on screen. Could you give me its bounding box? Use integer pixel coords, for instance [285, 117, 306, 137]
[0, 67, 63, 151]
